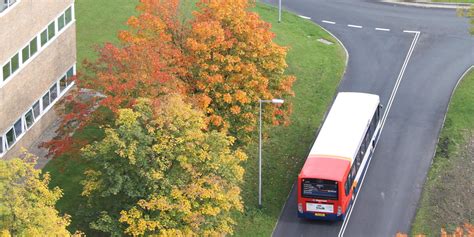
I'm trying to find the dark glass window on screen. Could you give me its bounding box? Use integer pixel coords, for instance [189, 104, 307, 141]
[59, 76, 67, 92]
[0, 136, 3, 154]
[48, 22, 55, 40]
[302, 179, 338, 200]
[42, 92, 50, 109]
[11, 54, 19, 73]
[66, 67, 74, 85]
[22, 45, 30, 63]
[345, 175, 351, 196]
[32, 101, 41, 118]
[30, 38, 38, 56]
[41, 29, 48, 46]
[50, 84, 58, 101]
[67, 67, 74, 78]
[25, 110, 34, 128]
[58, 14, 65, 31]
[65, 7, 72, 24]
[6, 128, 15, 148]
[2, 62, 10, 81]
[14, 119, 22, 137]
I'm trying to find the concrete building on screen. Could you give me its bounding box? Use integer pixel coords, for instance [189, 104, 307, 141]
[0, 0, 76, 159]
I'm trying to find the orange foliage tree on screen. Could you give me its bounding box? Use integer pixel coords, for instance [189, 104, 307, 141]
[46, 0, 295, 157]
[185, 0, 295, 142]
[44, 0, 187, 157]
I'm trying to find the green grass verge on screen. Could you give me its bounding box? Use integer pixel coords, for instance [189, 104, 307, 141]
[411, 68, 474, 235]
[233, 4, 345, 236]
[43, 1, 346, 235]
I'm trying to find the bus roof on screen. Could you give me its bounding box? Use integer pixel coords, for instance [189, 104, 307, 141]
[299, 156, 350, 182]
[302, 92, 380, 180]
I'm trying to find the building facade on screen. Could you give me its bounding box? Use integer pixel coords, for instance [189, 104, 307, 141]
[0, 0, 76, 159]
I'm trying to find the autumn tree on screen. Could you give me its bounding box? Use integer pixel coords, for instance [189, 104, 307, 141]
[0, 156, 74, 236]
[45, 0, 296, 158]
[80, 95, 246, 236]
[185, 0, 295, 143]
[44, 0, 187, 158]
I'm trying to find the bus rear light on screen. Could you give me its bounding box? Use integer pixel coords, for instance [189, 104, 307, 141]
[298, 203, 303, 213]
[337, 206, 342, 216]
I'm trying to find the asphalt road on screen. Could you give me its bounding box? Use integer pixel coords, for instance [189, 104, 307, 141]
[262, 0, 474, 236]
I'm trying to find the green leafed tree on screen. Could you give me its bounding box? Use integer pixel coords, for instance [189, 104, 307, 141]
[81, 94, 247, 236]
[0, 156, 75, 236]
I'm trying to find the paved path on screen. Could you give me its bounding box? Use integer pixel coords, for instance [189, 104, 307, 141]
[263, 0, 474, 236]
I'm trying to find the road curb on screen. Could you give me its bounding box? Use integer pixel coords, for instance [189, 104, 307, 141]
[380, 0, 472, 9]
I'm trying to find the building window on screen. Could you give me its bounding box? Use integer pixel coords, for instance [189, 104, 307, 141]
[30, 37, 38, 55]
[13, 119, 22, 138]
[2, 62, 10, 81]
[25, 110, 34, 129]
[22, 45, 29, 63]
[32, 101, 40, 118]
[59, 76, 67, 92]
[50, 84, 58, 101]
[11, 53, 19, 73]
[65, 7, 72, 24]
[0, 0, 17, 13]
[47, 22, 55, 40]
[2, 53, 19, 81]
[58, 14, 65, 31]
[42, 92, 50, 109]
[40, 29, 48, 46]
[6, 128, 15, 148]
[0, 136, 3, 154]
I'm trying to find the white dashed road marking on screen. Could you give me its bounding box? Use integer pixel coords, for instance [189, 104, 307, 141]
[322, 20, 336, 24]
[375, 28, 390, 32]
[348, 24, 363, 28]
[298, 15, 311, 20]
[403, 30, 421, 34]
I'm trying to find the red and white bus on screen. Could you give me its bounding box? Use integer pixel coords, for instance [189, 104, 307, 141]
[297, 92, 382, 221]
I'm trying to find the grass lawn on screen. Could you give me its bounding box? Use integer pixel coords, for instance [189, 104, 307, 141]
[75, 0, 137, 68]
[411, 68, 474, 235]
[43, 1, 346, 235]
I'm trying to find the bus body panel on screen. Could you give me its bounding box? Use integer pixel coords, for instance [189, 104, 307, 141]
[296, 92, 382, 221]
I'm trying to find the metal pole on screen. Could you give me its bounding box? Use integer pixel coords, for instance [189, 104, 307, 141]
[258, 100, 262, 208]
[278, 0, 282, 23]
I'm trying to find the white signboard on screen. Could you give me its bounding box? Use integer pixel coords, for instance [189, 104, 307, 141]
[306, 203, 334, 213]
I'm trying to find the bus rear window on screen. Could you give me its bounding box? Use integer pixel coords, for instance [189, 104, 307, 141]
[302, 179, 338, 200]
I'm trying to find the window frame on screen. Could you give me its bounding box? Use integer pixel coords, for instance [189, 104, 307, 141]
[21, 45, 30, 63]
[24, 109, 35, 129]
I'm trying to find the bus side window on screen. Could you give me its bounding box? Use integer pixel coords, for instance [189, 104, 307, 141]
[351, 165, 356, 178]
[345, 174, 351, 196]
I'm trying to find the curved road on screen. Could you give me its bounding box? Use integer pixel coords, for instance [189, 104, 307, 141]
[262, 0, 474, 236]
